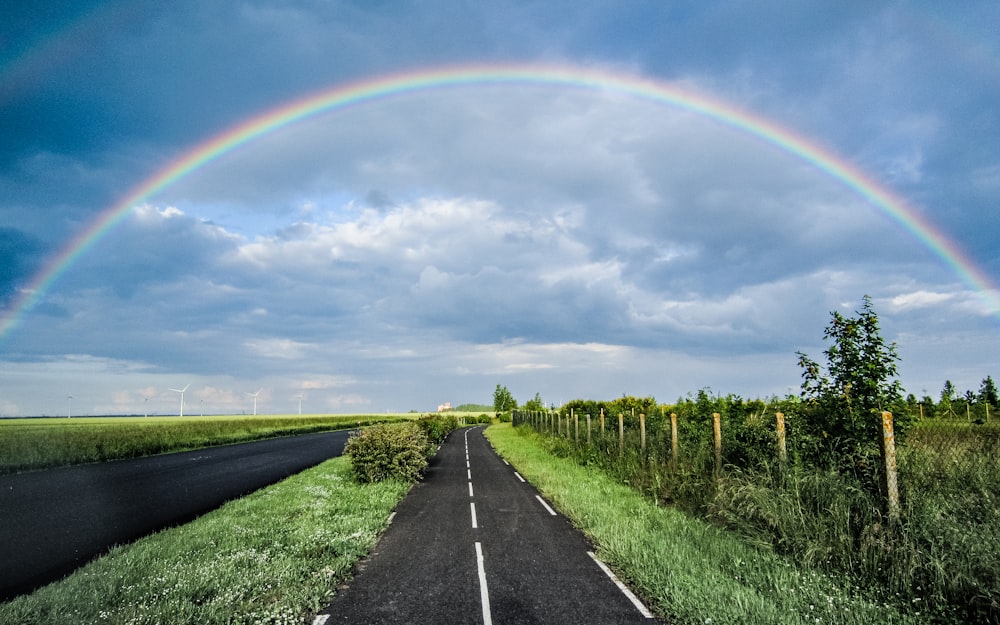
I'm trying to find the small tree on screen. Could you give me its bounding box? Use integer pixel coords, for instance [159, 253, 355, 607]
[795, 295, 905, 475]
[523, 392, 545, 412]
[493, 384, 517, 420]
[978, 376, 998, 409]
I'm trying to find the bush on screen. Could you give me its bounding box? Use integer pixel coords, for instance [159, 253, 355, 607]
[344, 423, 429, 483]
[416, 413, 459, 445]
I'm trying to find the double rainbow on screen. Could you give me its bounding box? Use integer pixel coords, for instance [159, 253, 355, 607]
[2, 63, 997, 340]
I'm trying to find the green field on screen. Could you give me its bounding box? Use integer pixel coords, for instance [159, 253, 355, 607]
[0, 413, 406, 474]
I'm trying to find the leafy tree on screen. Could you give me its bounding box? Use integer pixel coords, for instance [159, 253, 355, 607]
[523, 392, 545, 412]
[940, 380, 956, 404]
[795, 295, 905, 473]
[493, 384, 517, 419]
[978, 376, 998, 408]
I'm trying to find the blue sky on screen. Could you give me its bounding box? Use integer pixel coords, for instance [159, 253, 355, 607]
[1, 1, 998, 416]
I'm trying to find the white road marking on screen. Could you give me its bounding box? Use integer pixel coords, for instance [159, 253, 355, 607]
[467, 469, 472, 481]
[468, 481, 474, 497]
[387, 512, 396, 524]
[535, 495, 557, 516]
[467, 459, 470, 468]
[312, 615, 330, 625]
[470, 502, 478, 528]
[502, 459, 509, 465]
[475, 542, 493, 625]
[513, 471, 525, 483]
[588, 551, 655, 618]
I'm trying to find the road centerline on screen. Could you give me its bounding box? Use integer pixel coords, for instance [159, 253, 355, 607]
[475, 542, 493, 625]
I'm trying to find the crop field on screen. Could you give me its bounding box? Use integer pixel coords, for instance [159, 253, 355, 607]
[0, 413, 413, 474]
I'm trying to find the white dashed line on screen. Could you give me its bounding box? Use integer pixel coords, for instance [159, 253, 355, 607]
[468, 481, 474, 497]
[387, 512, 396, 525]
[470, 502, 478, 529]
[475, 542, 493, 625]
[467, 469, 472, 481]
[312, 615, 330, 625]
[588, 551, 655, 618]
[535, 495, 557, 516]
[513, 471, 525, 483]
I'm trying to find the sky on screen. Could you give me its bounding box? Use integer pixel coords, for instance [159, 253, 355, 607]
[1, 1, 998, 417]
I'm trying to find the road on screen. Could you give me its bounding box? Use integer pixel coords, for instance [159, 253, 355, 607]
[317, 426, 659, 624]
[0, 429, 352, 600]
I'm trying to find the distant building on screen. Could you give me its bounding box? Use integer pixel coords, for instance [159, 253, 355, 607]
[437, 402, 452, 412]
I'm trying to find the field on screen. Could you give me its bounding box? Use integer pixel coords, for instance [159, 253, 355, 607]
[0, 413, 402, 474]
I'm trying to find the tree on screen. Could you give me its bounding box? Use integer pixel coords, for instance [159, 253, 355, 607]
[493, 384, 517, 419]
[940, 380, 956, 404]
[523, 392, 545, 412]
[795, 295, 905, 472]
[978, 376, 998, 408]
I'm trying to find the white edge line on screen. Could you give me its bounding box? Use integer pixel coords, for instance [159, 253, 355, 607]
[588, 551, 655, 619]
[476, 542, 493, 625]
[470, 502, 478, 528]
[312, 615, 330, 625]
[535, 494, 557, 516]
[513, 471, 525, 483]
[387, 511, 397, 525]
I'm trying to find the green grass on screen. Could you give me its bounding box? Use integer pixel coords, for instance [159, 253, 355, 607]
[0, 414, 405, 474]
[0, 455, 409, 625]
[485, 423, 925, 625]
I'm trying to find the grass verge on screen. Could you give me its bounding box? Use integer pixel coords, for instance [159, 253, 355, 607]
[0, 455, 409, 625]
[485, 423, 925, 625]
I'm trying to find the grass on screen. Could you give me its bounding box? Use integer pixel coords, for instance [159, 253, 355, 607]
[0, 454, 410, 625]
[485, 423, 925, 625]
[0, 414, 405, 474]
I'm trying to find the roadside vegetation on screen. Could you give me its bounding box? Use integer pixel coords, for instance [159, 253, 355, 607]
[0, 455, 409, 625]
[485, 423, 922, 625]
[0, 414, 404, 474]
[505, 297, 998, 623]
[345, 413, 463, 483]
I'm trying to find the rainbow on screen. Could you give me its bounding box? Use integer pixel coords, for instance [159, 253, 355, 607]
[3, 63, 998, 340]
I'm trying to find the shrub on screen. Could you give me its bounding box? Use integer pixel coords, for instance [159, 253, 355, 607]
[416, 413, 459, 445]
[344, 423, 429, 483]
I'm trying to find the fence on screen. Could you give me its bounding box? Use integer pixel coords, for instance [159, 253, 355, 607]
[512, 405, 999, 523]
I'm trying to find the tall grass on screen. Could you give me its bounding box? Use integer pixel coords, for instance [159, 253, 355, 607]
[485, 423, 922, 625]
[0, 414, 401, 474]
[0, 455, 409, 624]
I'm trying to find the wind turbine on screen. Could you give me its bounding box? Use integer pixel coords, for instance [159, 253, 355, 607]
[247, 389, 261, 416]
[67, 394, 73, 419]
[169, 384, 190, 417]
[296, 393, 303, 415]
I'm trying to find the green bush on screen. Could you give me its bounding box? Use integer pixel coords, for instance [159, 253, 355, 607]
[416, 413, 459, 444]
[344, 423, 429, 483]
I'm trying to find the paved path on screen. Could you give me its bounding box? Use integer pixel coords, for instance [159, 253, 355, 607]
[0, 430, 352, 600]
[317, 426, 659, 624]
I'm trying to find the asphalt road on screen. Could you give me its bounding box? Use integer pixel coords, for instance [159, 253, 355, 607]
[0, 429, 352, 600]
[317, 426, 659, 624]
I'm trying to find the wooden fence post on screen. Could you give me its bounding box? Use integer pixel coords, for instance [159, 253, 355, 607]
[587, 413, 592, 444]
[618, 412, 624, 457]
[670, 412, 679, 470]
[574, 408, 579, 443]
[775, 412, 787, 471]
[640, 413, 646, 453]
[713, 412, 722, 479]
[881, 411, 900, 523]
[600, 408, 605, 435]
